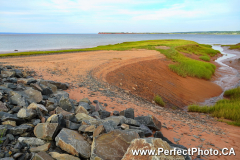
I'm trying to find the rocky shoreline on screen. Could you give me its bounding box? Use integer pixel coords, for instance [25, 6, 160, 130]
[0, 65, 194, 160]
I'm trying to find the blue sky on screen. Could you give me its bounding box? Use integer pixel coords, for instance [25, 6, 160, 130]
[0, 0, 239, 33]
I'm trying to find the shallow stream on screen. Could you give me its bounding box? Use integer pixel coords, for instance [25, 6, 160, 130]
[199, 45, 240, 106]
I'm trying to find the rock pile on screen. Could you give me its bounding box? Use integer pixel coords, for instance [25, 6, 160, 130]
[0, 65, 191, 160]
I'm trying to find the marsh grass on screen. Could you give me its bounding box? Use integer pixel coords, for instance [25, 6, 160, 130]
[1, 39, 219, 80]
[222, 43, 240, 50]
[154, 95, 165, 107]
[188, 87, 240, 126]
[199, 55, 210, 62]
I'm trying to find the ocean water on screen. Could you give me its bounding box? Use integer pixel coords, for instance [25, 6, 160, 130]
[1, 34, 240, 53]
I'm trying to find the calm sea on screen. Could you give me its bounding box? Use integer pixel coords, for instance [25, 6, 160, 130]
[1, 34, 240, 53]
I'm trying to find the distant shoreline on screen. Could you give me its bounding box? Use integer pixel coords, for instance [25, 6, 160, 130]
[99, 31, 240, 35]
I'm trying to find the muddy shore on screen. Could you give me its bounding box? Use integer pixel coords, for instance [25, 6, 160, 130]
[0, 47, 239, 159]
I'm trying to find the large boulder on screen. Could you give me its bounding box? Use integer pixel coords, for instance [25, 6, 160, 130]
[91, 129, 139, 160]
[122, 138, 185, 160]
[135, 115, 161, 130]
[23, 88, 43, 103]
[55, 128, 91, 158]
[34, 123, 59, 140]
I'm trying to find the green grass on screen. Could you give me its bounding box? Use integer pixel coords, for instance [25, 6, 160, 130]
[224, 87, 240, 99]
[188, 87, 240, 126]
[221, 43, 240, 50]
[199, 55, 210, 62]
[176, 44, 219, 57]
[1, 39, 220, 80]
[154, 95, 165, 107]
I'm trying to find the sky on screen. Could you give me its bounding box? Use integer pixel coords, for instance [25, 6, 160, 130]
[0, 0, 240, 33]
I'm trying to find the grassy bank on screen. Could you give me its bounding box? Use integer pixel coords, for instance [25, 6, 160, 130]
[1, 39, 220, 79]
[221, 43, 240, 50]
[188, 87, 240, 126]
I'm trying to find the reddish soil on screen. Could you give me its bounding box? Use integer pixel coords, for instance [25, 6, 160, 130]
[105, 57, 222, 108]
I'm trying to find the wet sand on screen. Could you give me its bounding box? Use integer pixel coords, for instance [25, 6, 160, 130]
[0, 48, 239, 159]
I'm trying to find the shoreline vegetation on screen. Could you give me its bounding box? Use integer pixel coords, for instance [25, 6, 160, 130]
[0, 39, 219, 79]
[221, 43, 240, 50]
[98, 31, 240, 35]
[188, 87, 240, 126]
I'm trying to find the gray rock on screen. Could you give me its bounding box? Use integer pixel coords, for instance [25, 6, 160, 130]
[8, 124, 33, 135]
[27, 79, 37, 85]
[1, 70, 16, 78]
[0, 101, 8, 112]
[6, 134, 14, 141]
[65, 120, 81, 130]
[33, 151, 54, 160]
[49, 152, 80, 160]
[78, 102, 91, 111]
[91, 111, 100, 118]
[59, 96, 73, 112]
[13, 153, 23, 159]
[79, 98, 91, 104]
[40, 84, 53, 96]
[103, 120, 118, 133]
[31, 119, 41, 126]
[0, 158, 14, 160]
[9, 91, 27, 107]
[0, 125, 13, 136]
[0, 86, 12, 94]
[27, 102, 48, 113]
[44, 80, 69, 90]
[23, 88, 43, 103]
[34, 123, 59, 140]
[113, 111, 120, 116]
[17, 108, 36, 120]
[91, 129, 139, 160]
[135, 115, 161, 130]
[39, 80, 57, 93]
[121, 118, 141, 127]
[1, 112, 21, 123]
[122, 138, 185, 160]
[75, 113, 94, 122]
[99, 110, 111, 119]
[7, 83, 17, 89]
[53, 91, 69, 99]
[140, 124, 152, 137]
[6, 77, 17, 83]
[125, 129, 145, 138]
[14, 69, 23, 78]
[120, 108, 134, 119]
[18, 137, 46, 146]
[55, 128, 91, 158]
[78, 125, 95, 133]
